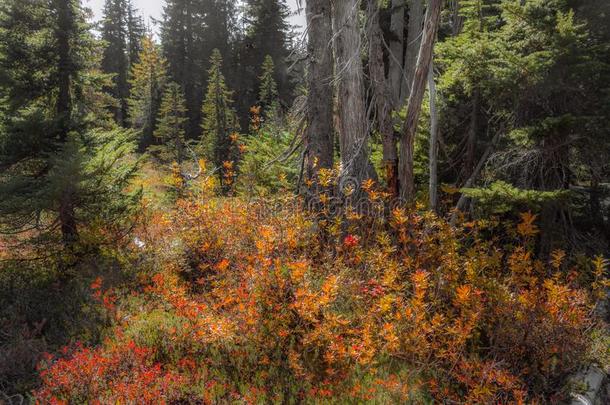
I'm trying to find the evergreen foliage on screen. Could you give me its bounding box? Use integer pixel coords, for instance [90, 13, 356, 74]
[462, 181, 571, 215]
[258, 55, 280, 119]
[436, 0, 610, 240]
[152, 82, 188, 164]
[239, 126, 299, 196]
[200, 49, 240, 193]
[126, 0, 145, 66]
[100, 0, 130, 126]
[128, 35, 167, 150]
[0, 0, 139, 245]
[238, 0, 293, 121]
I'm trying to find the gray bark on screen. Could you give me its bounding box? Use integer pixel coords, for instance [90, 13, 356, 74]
[368, 1, 399, 196]
[399, 0, 442, 201]
[305, 0, 334, 186]
[332, 0, 376, 198]
[388, 0, 406, 107]
[428, 62, 439, 211]
[401, 0, 425, 105]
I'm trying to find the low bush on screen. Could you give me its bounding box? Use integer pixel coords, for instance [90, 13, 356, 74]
[34, 184, 608, 403]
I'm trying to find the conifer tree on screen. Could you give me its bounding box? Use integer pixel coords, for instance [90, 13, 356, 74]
[153, 82, 188, 164]
[160, 0, 204, 139]
[437, 0, 610, 244]
[239, 0, 292, 120]
[126, 0, 145, 66]
[100, 0, 130, 126]
[258, 55, 280, 119]
[200, 49, 240, 193]
[0, 0, 139, 245]
[128, 35, 167, 150]
[200, 0, 237, 64]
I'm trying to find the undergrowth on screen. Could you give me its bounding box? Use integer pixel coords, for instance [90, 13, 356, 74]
[33, 179, 609, 404]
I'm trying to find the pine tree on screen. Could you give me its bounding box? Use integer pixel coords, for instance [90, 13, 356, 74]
[100, 0, 130, 126]
[200, 49, 240, 193]
[0, 0, 139, 246]
[153, 82, 188, 164]
[128, 35, 167, 150]
[200, 0, 237, 62]
[242, 0, 291, 65]
[160, 0, 205, 139]
[239, 0, 292, 122]
[258, 55, 280, 119]
[126, 0, 145, 66]
[437, 0, 610, 245]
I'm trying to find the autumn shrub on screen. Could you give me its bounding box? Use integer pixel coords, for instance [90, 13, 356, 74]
[34, 181, 608, 404]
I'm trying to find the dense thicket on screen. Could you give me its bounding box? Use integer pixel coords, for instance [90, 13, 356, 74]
[0, 0, 138, 245]
[158, 0, 294, 138]
[0, 0, 608, 402]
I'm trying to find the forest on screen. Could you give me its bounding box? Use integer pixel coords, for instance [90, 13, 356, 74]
[0, 0, 609, 403]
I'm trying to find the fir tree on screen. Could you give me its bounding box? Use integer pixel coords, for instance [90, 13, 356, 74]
[200, 49, 239, 194]
[238, 0, 292, 123]
[128, 35, 167, 150]
[258, 55, 280, 119]
[126, 0, 145, 66]
[100, 0, 130, 126]
[153, 82, 188, 164]
[437, 0, 610, 245]
[242, 0, 291, 68]
[0, 0, 139, 245]
[160, 0, 204, 139]
[200, 0, 237, 63]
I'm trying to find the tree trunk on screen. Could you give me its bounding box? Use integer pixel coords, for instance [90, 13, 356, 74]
[388, 0, 406, 107]
[305, 0, 334, 190]
[450, 0, 464, 36]
[399, 0, 442, 201]
[451, 130, 502, 225]
[332, 0, 376, 200]
[368, 1, 399, 197]
[55, 0, 78, 244]
[401, 0, 425, 105]
[465, 90, 480, 179]
[60, 193, 78, 245]
[589, 171, 609, 241]
[428, 62, 439, 212]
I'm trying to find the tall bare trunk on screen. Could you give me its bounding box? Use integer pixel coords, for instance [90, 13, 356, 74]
[428, 62, 439, 212]
[332, 0, 376, 199]
[400, 0, 425, 105]
[305, 0, 334, 189]
[388, 0, 406, 107]
[399, 0, 442, 201]
[368, 1, 398, 197]
[55, 0, 78, 244]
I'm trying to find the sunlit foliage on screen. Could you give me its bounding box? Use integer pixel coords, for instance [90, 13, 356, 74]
[35, 179, 608, 403]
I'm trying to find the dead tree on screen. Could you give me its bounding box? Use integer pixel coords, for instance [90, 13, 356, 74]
[399, 0, 442, 201]
[304, 0, 335, 188]
[368, 1, 399, 196]
[332, 0, 376, 199]
[388, 0, 406, 107]
[428, 61, 439, 211]
[401, 0, 425, 105]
